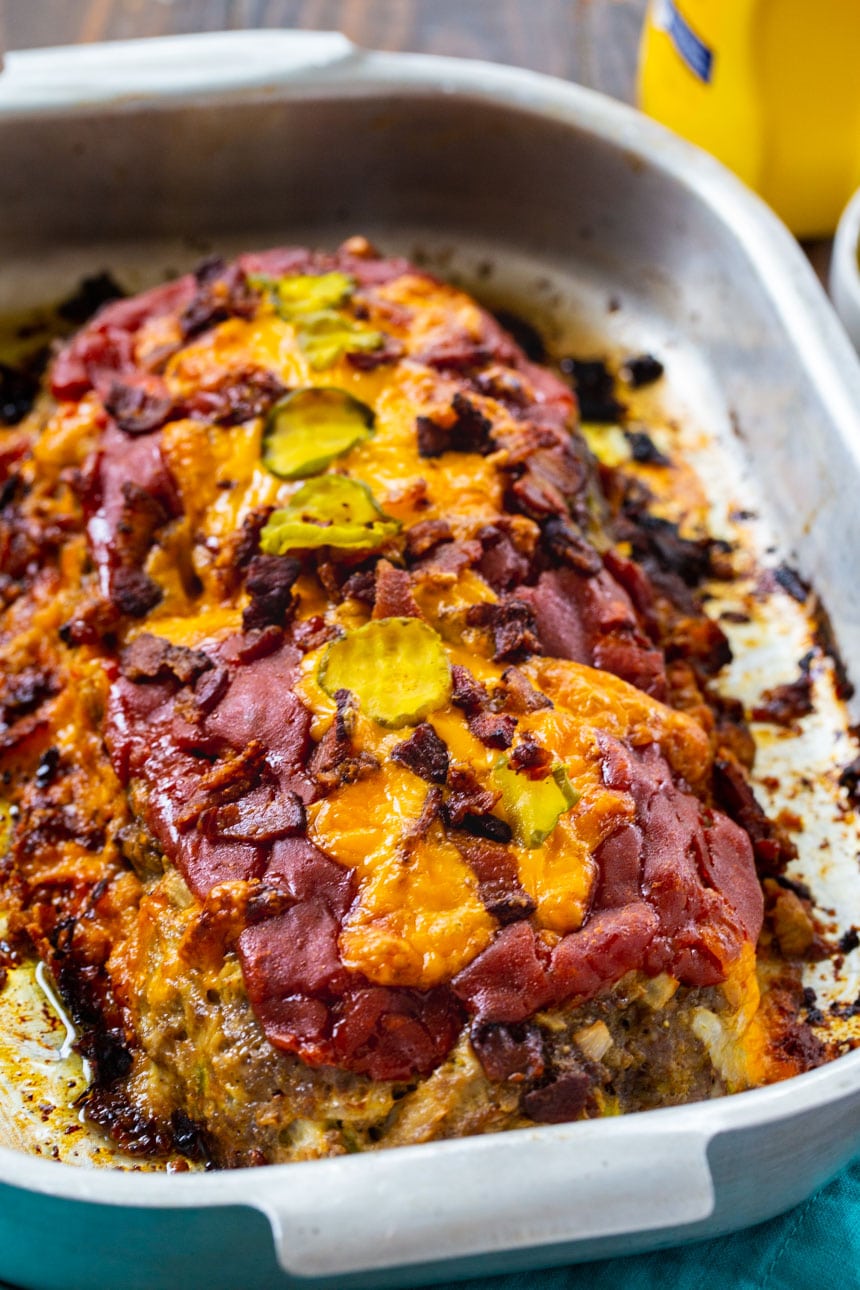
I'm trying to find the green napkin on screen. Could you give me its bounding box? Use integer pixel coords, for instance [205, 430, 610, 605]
[429, 1157, 860, 1290]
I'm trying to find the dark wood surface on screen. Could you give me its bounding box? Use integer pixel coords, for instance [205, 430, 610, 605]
[6, 0, 649, 103]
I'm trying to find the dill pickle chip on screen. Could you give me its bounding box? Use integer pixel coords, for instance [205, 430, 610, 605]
[295, 310, 384, 371]
[274, 272, 355, 316]
[493, 758, 579, 848]
[319, 618, 453, 728]
[260, 476, 400, 554]
[262, 387, 375, 480]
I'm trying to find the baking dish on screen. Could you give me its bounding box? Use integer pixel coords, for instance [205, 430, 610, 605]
[0, 30, 859, 1290]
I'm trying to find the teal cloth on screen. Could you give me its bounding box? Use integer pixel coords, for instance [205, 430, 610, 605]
[420, 1157, 860, 1290]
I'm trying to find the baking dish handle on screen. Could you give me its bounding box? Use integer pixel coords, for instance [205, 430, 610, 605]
[0, 30, 359, 110]
[254, 1122, 715, 1280]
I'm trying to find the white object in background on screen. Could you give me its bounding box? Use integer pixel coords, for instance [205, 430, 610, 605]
[830, 186, 860, 353]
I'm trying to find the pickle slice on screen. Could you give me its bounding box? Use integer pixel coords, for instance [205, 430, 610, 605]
[262, 387, 375, 480]
[319, 618, 452, 728]
[295, 311, 384, 371]
[493, 759, 579, 848]
[260, 476, 400, 554]
[273, 272, 355, 316]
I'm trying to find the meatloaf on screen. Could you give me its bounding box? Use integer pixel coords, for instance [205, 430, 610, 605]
[0, 238, 820, 1166]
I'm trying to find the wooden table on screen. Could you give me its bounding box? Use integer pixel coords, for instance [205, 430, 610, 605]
[5, 0, 649, 103]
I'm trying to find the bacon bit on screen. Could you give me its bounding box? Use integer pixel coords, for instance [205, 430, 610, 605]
[404, 786, 445, 845]
[371, 559, 421, 620]
[0, 667, 57, 726]
[340, 567, 376, 605]
[292, 616, 336, 653]
[309, 689, 376, 791]
[183, 367, 285, 426]
[467, 711, 517, 750]
[541, 515, 603, 577]
[192, 665, 230, 715]
[466, 598, 542, 662]
[497, 666, 553, 714]
[179, 257, 258, 340]
[235, 625, 285, 663]
[470, 1021, 545, 1082]
[174, 741, 268, 832]
[115, 480, 171, 568]
[414, 539, 482, 581]
[476, 523, 530, 591]
[450, 665, 492, 716]
[242, 555, 301, 632]
[508, 443, 589, 521]
[508, 732, 552, 779]
[713, 754, 797, 875]
[111, 567, 162, 618]
[752, 670, 814, 728]
[391, 723, 450, 785]
[416, 392, 494, 458]
[522, 1070, 591, 1124]
[404, 518, 453, 559]
[104, 378, 175, 436]
[453, 834, 536, 925]
[444, 767, 500, 827]
[199, 783, 306, 843]
[121, 633, 213, 686]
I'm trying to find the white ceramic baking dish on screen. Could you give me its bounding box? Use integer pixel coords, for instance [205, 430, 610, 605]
[0, 30, 859, 1290]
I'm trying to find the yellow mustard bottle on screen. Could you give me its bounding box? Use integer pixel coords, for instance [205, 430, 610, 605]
[637, 0, 860, 238]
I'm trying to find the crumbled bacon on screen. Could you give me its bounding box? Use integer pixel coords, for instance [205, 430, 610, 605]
[104, 378, 175, 436]
[242, 555, 301, 632]
[391, 723, 449, 785]
[444, 767, 500, 826]
[466, 599, 542, 662]
[416, 392, 494, 458]
[179, 257, 258, 340]
[371, 559, 421, 620]
[541, 515, 603, 577]
[450, 665, 492, 717]
[404, 518, 453, 560]
[308, 689, 376, 791]
[182, 367, 285, 426]
[497, 666, 553, 714]
[111, 567, 162, 618]
[453, 834, 536, 925]
[121, 634, 213, 686]
[467, 711, 517, 750]
[508, 732, 552, 778]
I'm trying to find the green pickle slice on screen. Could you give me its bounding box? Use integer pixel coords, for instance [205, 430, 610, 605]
[252, 271, 384, 370]
[262, 387, 375, 480]
[273, 272, 354, 316]
[260, 476, 400, 554]
[295, 311, 384, 371]
[494, 759, 579, 848]
[319, 618, 453, 728]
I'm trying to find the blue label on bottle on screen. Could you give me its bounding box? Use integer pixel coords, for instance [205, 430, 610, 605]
[655, 0, 714, 83]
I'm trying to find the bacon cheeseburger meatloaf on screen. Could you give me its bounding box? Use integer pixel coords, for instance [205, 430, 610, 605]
[0, 239, 821, 1167]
